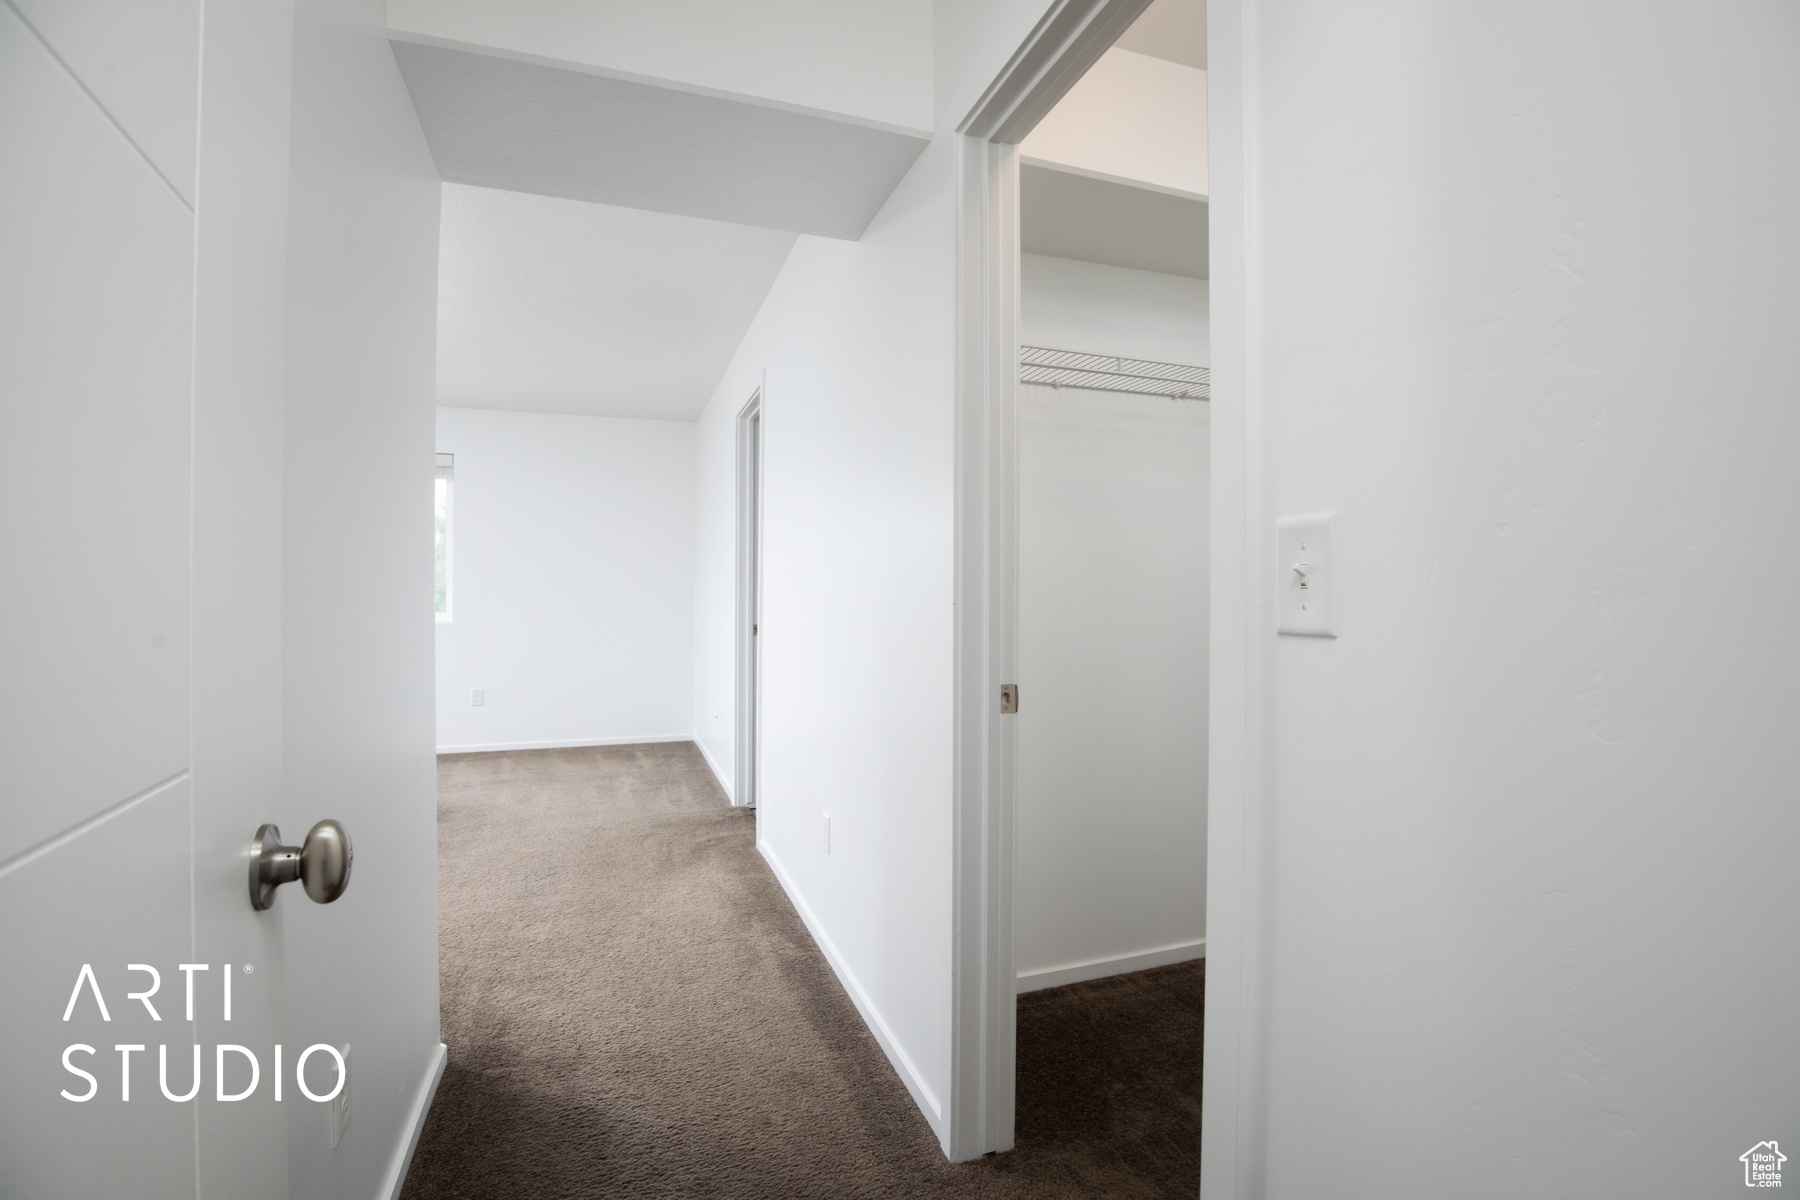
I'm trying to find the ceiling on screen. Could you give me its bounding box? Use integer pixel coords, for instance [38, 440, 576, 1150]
[436, 184, 797, 421]
[1113, 0, 1207, 71]
[1021, 164, 1208, 279]
[392, 40, 930, 241]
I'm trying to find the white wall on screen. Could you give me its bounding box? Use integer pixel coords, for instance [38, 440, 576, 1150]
[1016, 386, 1208, 989]
[386, 0, 933, 133]
[1020, 47, 1207, 196]
[279, 2, 445, 1197]
[435, 407, 696, 753]
[1205, 1, 1800, 1196]
[693, 135, 957, 1145]
[1021, 252, 1210, 364]
[1015, 258, 1209, 990]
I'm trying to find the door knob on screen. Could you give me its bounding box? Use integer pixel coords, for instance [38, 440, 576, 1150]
[250, 821, 353, 910]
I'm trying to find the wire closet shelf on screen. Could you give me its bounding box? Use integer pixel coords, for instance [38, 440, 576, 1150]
[1019, 345, 1210, 401]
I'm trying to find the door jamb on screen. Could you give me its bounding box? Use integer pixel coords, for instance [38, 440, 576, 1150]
[1193, 4, 1269, 1195]
[733, 385, 764, 810]
[947, 0, 1163, 1163]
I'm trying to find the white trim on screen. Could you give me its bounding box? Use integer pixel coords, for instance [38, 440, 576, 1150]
[758, 842, 946, 1140]
[434, 457, 454, 624]
[1200, 3, 1268, 1198]
[949, 0, 1154, 1164]
[435, 734, 694, 754]
[956, 0, 1156, 143]
[950, 130, 1020, 1163]
[1015, 939, 1205, 993]
[378, 1041, 447, 1200]
[732, 385, 764, 809]
[695, 736, 733, 802]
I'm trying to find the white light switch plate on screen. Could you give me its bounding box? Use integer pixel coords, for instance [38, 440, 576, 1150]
[1278, 514, 1338, 637]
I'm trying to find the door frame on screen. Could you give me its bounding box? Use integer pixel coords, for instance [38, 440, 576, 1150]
[733, 385, 764, 809]
[946, 0, 1264, 1177]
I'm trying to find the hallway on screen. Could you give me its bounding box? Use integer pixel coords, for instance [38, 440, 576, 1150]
[402, 744, 1201, 1198]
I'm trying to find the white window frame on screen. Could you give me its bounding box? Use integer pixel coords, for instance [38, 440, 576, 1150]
[435, 452, 454, 623]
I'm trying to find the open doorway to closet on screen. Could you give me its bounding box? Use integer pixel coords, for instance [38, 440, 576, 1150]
[734, 388, 764, 810]
[1012, 0, 1209, 1181]
[947, 0, 1209, 1179]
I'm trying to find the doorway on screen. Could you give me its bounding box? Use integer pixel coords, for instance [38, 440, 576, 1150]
[947, 0, 1211, 1167]
[734, 389, 764, 809]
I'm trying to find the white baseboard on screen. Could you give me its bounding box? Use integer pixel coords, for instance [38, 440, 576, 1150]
[758, 843, 945, 1142]
[436, 733, 694, 754]
[379, 1041, 447, 1200]
[694, 736, 733, 803]
[1015, 938, 1206, 993]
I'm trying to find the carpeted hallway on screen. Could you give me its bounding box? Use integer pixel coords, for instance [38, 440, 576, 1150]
[402, 743, 1201, 1199]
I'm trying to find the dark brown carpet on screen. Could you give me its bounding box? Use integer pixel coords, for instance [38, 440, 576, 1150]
[402, 743, 1201, 1200]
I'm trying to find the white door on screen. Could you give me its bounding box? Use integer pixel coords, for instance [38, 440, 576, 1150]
[734, 392, 763, 807]
[1, 3, 306, 1196]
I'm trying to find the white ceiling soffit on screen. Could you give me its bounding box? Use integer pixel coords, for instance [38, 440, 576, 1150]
[1113, 0, 1206, 70]
[390, 39, 932, 241]
[435, 183, 797, 421]
[1020, 164, 1208, 279]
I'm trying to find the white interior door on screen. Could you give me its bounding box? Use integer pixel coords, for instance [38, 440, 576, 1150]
[0, 3, 302, 1196]
[734, 392, 763, 808]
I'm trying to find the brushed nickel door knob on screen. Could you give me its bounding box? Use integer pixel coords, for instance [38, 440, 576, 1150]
[250, 820, 353, 910]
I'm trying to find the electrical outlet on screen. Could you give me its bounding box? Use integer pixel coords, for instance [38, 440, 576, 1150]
[822, 812, 831, 855]
[471, 687, 484, 706]
[330, 1044, 351, 1149]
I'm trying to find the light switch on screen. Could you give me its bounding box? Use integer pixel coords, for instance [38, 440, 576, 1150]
[1278, 514, 1337, 637]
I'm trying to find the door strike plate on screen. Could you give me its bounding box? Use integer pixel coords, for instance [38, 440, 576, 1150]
[999, 684, 1018, 714]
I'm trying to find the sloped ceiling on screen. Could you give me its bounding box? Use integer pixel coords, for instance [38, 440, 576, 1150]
[436, 184, 797, 420]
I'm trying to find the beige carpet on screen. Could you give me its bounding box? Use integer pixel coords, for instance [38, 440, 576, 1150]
[402, 742, 1201, 1199]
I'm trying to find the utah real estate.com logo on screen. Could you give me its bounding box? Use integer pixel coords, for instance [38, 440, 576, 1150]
[1742, 1141, 1785, 1189]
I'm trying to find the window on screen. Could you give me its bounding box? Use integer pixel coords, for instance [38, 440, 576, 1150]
[435, 452, 454, 622]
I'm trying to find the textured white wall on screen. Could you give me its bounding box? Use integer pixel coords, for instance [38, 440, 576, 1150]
[279, 1, 445, 1196]
[1014, 260, 1209, 989]
[434, 407, 696, 753]
[1205, 1, 1800, 1196]
[386, 0, 933, 133]
[692, 135, 957, 1144]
